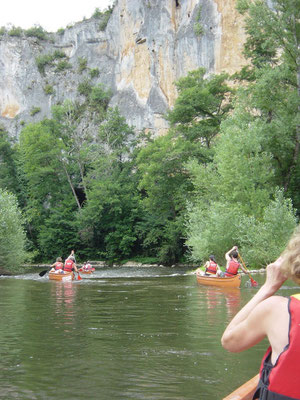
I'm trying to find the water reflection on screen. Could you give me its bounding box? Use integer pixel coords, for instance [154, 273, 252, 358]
[223, 287, 241, 317]
[50, 281, 78, 330]
[198, 286, 241, 321]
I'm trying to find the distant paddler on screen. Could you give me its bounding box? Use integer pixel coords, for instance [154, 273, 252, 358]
[224, 246, 247, 277]
[64, 250, 80, 278]
[197, 255, 221, 277]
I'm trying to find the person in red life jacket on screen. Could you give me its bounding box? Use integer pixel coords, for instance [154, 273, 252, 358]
[204, 255, 221, 276]
[85, 261, 93, 271]
[64, 255, 78, 274]
[50, 257, 64, 273]
[224, 246, 247, 277]
[221, 229, 300, 400]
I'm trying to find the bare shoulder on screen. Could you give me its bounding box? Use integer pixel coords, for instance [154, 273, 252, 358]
[263, 295, 288, 309]
[255, 296, 288, 316]
[262, 296, 289, 361]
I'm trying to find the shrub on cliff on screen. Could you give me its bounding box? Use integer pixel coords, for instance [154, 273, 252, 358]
[25, 25, 48, 40]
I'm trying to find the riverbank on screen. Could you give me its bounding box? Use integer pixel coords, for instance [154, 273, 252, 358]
[22, 261, 200, 269]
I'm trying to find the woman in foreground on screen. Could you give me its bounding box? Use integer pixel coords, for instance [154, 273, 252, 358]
[221, 230, 300, 400]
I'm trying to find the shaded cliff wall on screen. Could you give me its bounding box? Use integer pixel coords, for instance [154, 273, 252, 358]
[0, 0, 247, 138]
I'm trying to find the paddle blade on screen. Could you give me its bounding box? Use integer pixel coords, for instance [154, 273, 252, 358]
[77, 273, 82, 281]
[39, 269, 48, 277]
[250, 278, 258, 287]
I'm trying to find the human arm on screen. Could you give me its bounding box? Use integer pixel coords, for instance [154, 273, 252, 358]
[221, 258, 288, 353]
[225, 246, 237, 261]
[204, 261, 209, 270]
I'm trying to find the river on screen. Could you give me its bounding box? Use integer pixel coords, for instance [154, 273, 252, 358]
[0, 267, 297, 399]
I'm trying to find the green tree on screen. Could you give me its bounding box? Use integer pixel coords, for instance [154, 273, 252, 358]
[134, 69, 232, 264]
[0, 126, 19, 195]
[185, 0, 300, 266]
[236, 0, 300, 207]
[167, 68, 234, 147]
[0, 188, 26, 271]
[136, 132, 200, 263]
[78, 108, 140, 261]
[186, 98, 297, 266]
[18, 120, 80, 259]
[37, 195, 81, 261]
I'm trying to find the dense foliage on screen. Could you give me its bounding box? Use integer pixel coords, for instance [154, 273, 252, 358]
[0, 0, 299, 269]
[0, 188, 26, 271]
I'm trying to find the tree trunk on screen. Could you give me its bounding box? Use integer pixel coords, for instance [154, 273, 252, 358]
[62, 162, 82, 210]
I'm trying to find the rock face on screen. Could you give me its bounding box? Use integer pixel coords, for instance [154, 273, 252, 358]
[0, 0, 247, 137]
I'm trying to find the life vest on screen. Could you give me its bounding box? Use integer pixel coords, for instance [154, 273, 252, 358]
[225, 259, 240, 276]
[55, 262, 63, 270]
[86, 263, 92, 270]
[206, 261, 218, 274]
[64, 259, 74, 272]
[253, 295, 300, 400]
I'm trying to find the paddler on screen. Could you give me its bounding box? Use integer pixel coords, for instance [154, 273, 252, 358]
[221, 229, 300, 399]
[224, 246, 247, 277]
[203, 255, 221, 276]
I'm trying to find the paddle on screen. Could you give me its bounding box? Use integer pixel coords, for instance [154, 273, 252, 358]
[39, 269, 49, 277]
[77, 272, 82, 281]
[238, 252, 258, 287]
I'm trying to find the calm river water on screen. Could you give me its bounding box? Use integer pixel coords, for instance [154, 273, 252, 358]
[0, 267, 298, 400]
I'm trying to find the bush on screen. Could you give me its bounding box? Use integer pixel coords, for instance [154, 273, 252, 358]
[25, 25, 48, 40]
[53, 50, 66, 59]
[44, 84, 55, 95]
[36, 50, 67, 75]
[77, 78, 92, 96]
[30, 107, 41, 116]
[0, 27, 6, 36]
[55, 60, 72, 72]
[8, 26, 23, 37]
[78, 57, 88, 73]
[89, 68, 100, 78]
[194, 6, 204, 37]
[186, 191, 297, 268]
[238, 190, 297, 267]
[98, 7, 114, 31]
[92, 8, 102, 19]
[89, 84, 112, 110]
[36, 54, 53, 74]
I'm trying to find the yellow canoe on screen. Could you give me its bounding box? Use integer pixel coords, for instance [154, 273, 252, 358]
[196, 273, 241, 288]
[223, 374, 259, 399]
[49, 271, 74, 282]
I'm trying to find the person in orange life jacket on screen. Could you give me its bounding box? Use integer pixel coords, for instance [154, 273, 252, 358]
[224, 246, 247, 277]
[50, 257, 64, 273]
[221, 229, 300, 400]
[64, 255, 78, 274]
[204, 255, 221, 276]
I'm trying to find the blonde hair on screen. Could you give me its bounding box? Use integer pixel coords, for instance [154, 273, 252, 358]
[280, 227, 300, 284]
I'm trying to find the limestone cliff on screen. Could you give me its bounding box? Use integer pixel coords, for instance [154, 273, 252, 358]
[0, 0, 247, 137]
